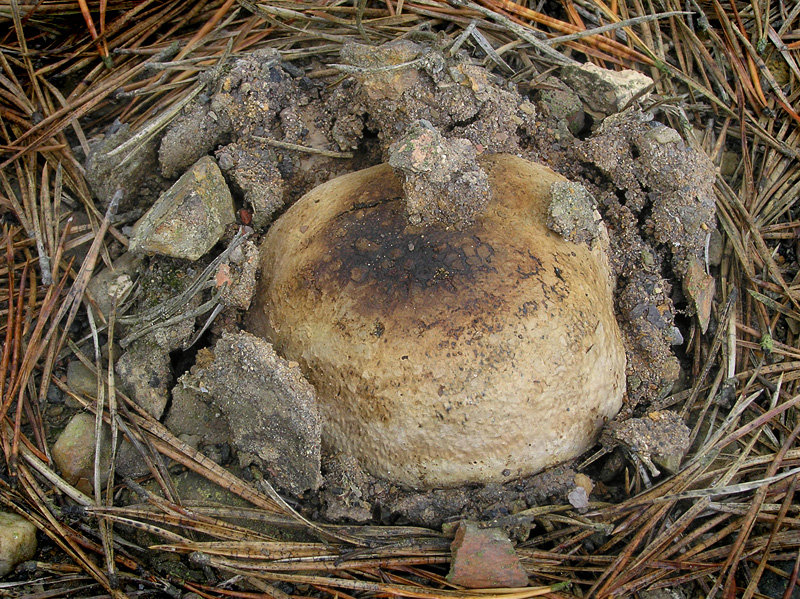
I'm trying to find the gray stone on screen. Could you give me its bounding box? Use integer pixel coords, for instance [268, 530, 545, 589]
[189, 331, 321, 496]
[87, 252, 141, 321]
[0, 511, 37, 577]
[85, 122, 163, 211]
[129, 156, 235, 260]
[667, 326, 684, 346]
[173, 469, 250, 506]
[539, 76, 584, 136]
[102, 341, 121, 363]
[114, 440, 152, 480]
[115, 340, 171, 419]
[165, 380, 231, 446]
[46, 384, 64, 404]
[644, 124, 683, 145]
[159, 105, 232, 179]
[561, 63, 653, 119]
[707, 228, 723, 267]
[52, 413, 113, 495]
[567, 486, 589, 510]
[66, 360, 98, 401]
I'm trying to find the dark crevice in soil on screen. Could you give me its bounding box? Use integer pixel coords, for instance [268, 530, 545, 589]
[573, 113, 595, 139]
[635, 191, 654, 231]
[171, 325, 213, 377]
[447, 112, 483, 131]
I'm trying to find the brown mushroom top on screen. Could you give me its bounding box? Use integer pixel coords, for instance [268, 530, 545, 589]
[248, 153, 626, 489]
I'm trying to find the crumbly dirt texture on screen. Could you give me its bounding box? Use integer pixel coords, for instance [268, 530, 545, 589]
[388, 119, 490, 228]
[581, 111, 716, 279]
[83, 38, 719, 527]
[547, 180, 601, 245]
[160, 48, 361, 229]
[215, 238, 260, 310]
[185, 331, 322, 496]
[577, 113, 715, 409]
[603, 410, 692, 476]
[338, 40, 537, 156]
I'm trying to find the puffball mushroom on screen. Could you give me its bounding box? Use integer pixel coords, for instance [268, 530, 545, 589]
[248, 153, 626, 489]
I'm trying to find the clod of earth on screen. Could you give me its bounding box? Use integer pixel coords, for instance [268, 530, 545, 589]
[248, 153, 627, 490]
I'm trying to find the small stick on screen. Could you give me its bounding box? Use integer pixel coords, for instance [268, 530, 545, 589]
[86, 304, 116, 583]
[253, 136, 354, 159]
[545, 11, 690, 46]
[463, 1, 579, 65]
[105, 83, 205, 161]
[9, 259, 29, 474]
[330, 56, 426, 74]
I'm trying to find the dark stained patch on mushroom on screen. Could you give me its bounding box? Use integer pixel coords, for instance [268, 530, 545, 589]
[291, 166, 570, 334]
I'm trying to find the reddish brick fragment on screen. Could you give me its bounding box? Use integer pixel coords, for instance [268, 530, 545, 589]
[447, 521, 528, 588]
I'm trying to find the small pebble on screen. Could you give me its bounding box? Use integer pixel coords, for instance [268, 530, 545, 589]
[52, 413, 113, 495]
[667, 326, 684, 346]
[46, 384, 64, 404]
[707, 229, 723, 267]
[447, 521, 528, 588]
[568, 486, 589, 510]
[645, 125, 682, 145]
[0, 511, 37, 577]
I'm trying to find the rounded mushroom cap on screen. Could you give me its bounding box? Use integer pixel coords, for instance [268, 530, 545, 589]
[248, 154, 626, 489]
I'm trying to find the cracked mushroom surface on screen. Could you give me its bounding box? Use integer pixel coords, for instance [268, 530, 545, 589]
[248, 153, 626, 489]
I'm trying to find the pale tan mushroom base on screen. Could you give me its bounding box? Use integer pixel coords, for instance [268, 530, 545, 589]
[248, 153, 626, 489]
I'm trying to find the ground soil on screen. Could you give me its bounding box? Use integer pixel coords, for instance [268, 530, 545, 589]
[74, 38, 718, 530]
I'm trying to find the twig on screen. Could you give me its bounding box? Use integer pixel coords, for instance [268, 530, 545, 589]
[252, 136, 354, 158]
[545, 11, 690, 46]
[462, 1, 579, 65]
